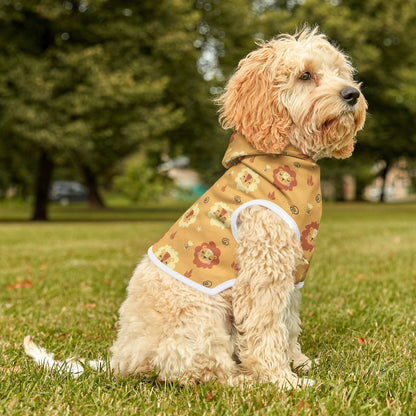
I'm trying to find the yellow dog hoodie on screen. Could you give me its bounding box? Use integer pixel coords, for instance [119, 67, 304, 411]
[149, 132, 322, 295]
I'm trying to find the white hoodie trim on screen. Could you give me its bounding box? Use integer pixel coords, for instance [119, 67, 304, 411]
[230, 199, 301, 242]
[148, 246, 236, 296]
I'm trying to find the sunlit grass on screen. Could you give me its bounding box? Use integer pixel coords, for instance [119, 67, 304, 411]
[1, 202, 415, 415]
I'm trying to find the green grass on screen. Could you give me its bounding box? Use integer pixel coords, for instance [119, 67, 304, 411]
[0, 199, 191, 222]
[1, 202, 415, 415]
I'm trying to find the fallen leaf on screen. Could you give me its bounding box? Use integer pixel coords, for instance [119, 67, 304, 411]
[412, 281, 416, 285]
[346, 308, 353, 316]
[6, 280, 33, 290]
[6, 283, 18, 290]
[355, 337, 366, 346]
[354, 274, 364, 281]
[204, 390, 213, 402]
[85, 303, 96, 309]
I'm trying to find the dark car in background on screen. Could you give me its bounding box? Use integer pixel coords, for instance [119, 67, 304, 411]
[49, 181, 89, 205]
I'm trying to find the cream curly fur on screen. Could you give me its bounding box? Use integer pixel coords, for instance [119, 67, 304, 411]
[25, 27, 366, 388]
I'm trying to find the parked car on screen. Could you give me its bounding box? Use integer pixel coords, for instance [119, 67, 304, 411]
[49, 181, 89, 205]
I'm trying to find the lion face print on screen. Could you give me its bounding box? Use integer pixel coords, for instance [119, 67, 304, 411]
[155, 245, 179, 269]
[193, 241, 221, 269]
[301, 222, 319, 252]
[273, 166, 297, 191]
[235, 167, 260, 193]
[207, 202, 233, 229]
[179, 203, 199, 228]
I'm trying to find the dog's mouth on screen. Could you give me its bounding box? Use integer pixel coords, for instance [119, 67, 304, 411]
[315, 113, 359, 159]
[320, 88, 367, 131]
[322, 104, 365, 137]
[321, 115, 349, 135]
[323, 106, 361, 128]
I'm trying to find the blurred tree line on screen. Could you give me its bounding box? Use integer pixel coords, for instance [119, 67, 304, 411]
[0, 0, 415, 219]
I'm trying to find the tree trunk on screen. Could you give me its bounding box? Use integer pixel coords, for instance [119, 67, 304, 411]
[32, 150, 54, 221]
[80, 163, 106, 209]
[379, 160, 390, 202]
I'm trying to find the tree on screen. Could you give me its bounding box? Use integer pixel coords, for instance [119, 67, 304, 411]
[0, 1, 194, 219]
[153, 0, 256, 184]
[0, 0, 258, 217]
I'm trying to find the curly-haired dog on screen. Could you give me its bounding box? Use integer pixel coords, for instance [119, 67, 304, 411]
[25, 28, 366, 388]
[109, 27, 366, 387]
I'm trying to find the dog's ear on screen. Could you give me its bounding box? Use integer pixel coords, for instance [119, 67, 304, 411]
[218, 45, 292, 154]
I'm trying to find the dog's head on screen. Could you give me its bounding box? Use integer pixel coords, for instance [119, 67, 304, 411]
[218, 27, 367, 160]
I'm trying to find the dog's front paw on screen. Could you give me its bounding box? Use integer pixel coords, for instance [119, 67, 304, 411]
[293, 355, 319, 373]
[280, 374, 315, 389]
[298, 377, 315, 388]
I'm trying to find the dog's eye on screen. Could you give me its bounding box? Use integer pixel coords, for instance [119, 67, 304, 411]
[299, 72, 312, 81]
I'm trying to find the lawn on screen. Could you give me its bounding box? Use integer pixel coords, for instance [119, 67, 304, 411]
[0, 202, 415, 415]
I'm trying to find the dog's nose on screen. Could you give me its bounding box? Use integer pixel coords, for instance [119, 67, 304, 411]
[340, 87, 360, 106]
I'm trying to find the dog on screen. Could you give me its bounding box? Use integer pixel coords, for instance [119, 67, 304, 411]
[25, 27, 366, 388]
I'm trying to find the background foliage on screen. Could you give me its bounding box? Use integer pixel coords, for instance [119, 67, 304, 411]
[1, 0, 416, 219]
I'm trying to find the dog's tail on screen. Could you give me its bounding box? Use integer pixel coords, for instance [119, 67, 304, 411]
[23, 336, 106, 378]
